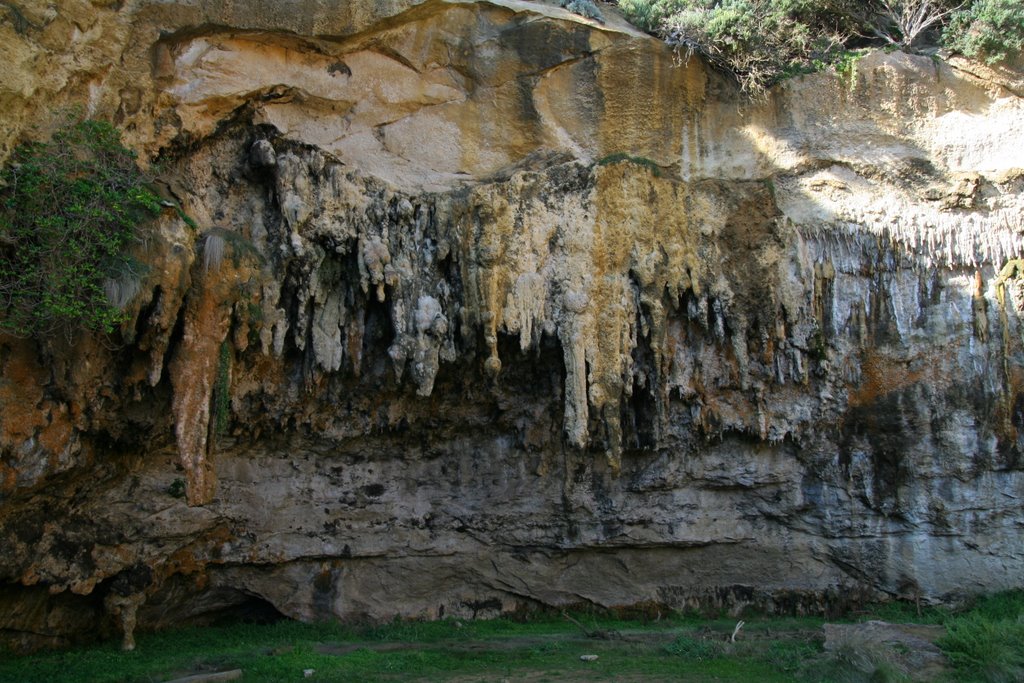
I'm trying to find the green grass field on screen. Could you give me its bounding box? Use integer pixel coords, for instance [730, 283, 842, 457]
[1, 592, 1021, 682]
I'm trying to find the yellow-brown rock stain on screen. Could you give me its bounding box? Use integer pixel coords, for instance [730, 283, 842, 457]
[158, 526, 235, 589]
[0, 338, 49, 445]
[848, 352, 929, 408]
[170, 243, 263, 506]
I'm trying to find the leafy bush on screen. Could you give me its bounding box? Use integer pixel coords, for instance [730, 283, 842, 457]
[617, 0, 687, 31]
[938, 591, 1024, 683]
[945, 0, 1024, 63]
[757, 639, 821, 673]
[663, 634, 724, 660]
[0, 116, 160, 336]
[213, 341, 232, 435]
[615, 0, 1024, 92]
[561, 0, 605, 23]
[618, 0, 854, 93]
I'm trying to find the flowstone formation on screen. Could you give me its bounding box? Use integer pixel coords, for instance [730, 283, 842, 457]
[1, 0, 1024, 651]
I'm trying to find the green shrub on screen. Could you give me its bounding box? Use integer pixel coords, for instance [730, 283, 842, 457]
[945, 0, 1024, 63]
[213, 341, 232, 435]
[938, 591, 1024, 683]
[617, 0, 688, 31]
[0, 116, 160, 337]
[618, 0, 854, 93]
[664, 634, 724, 661]
[561, 0, 605, 22]
[758, 639, 821, 673]
[616, 0, 1021, 93]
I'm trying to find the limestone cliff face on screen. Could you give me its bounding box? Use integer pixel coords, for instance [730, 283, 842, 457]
[2, 0, 1024, 651]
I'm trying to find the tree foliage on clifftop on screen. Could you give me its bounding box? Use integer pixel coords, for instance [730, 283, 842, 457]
[616, 0, 1024, 93]
[945, 0, 1024, 63]
[0, 116, 160, 337]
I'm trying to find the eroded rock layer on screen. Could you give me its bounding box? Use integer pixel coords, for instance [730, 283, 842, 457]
[1, 0, 1023, 650]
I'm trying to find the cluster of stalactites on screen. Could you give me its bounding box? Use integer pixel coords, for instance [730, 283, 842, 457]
[242, 149, 843, 466]
[173, 141, 1024, 490]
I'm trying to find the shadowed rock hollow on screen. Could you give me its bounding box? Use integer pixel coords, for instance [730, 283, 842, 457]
[1, 0, 1023, 651]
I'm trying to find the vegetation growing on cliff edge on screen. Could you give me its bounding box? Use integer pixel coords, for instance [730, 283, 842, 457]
[0, 115, 160, 337]
[615, 0, 1024, 93]
[945, 0, 1024, 63]
[213, 340, 232, 436]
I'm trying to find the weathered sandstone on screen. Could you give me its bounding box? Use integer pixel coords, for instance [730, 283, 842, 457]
[0, 0, 1022, 651]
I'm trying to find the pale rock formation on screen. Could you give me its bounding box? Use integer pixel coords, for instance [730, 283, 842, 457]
[0, 0, 1022, 651]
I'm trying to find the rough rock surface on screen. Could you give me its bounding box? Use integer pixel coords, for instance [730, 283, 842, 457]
[1, 0, 1023, 651]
